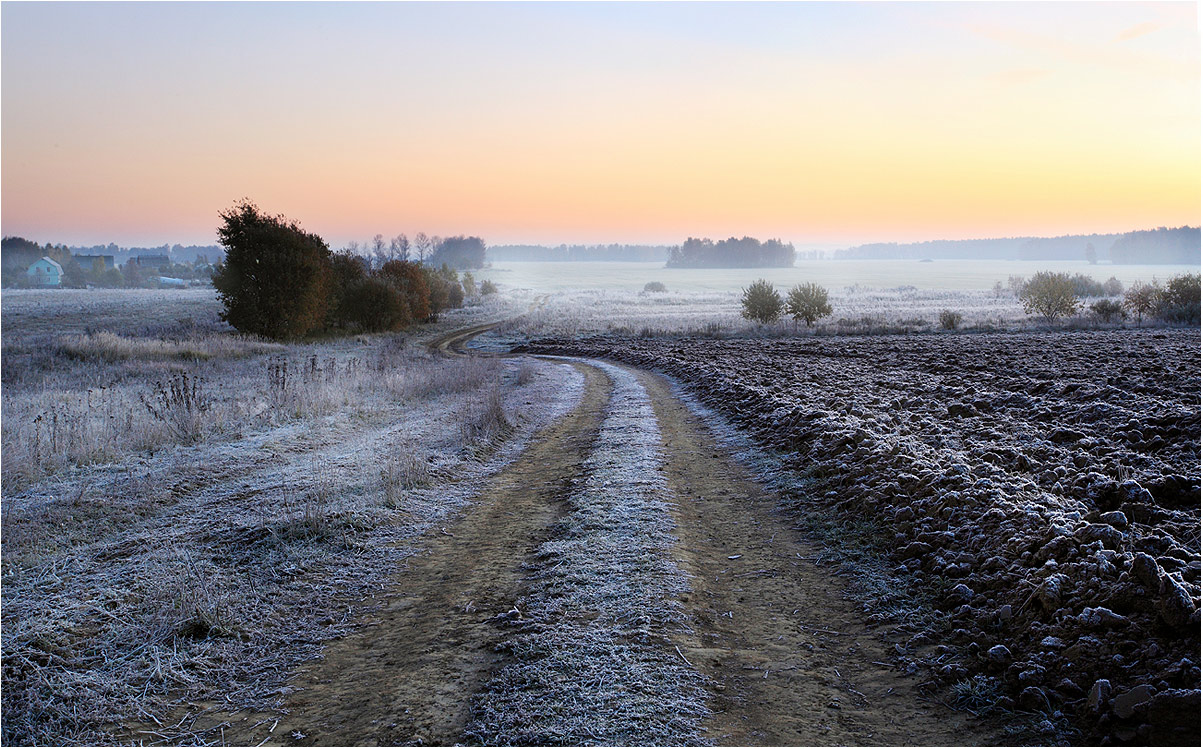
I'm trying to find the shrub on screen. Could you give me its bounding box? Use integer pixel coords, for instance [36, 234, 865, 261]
[1020, 271, 1080, 320]
[785, 282, 832, 327]
[377, 260, 431, 322]
[328, 251, 370, 329]
[1103, 276, 1124, 296]
[1069, 273, 1106, 297]
[643, 281, 668, 293]
[479, 280, 498, 295]
[1158, 273, 1200, 323]
[938, 309, 963, 330]
[1090, 299, 1126, 323]
[1007, 275, 1026, 296]
[212, 200, 332, 340]
[461, 271, 477, 298]
[1123, 280, 1162, 324]
[741, 279, 783, 324]
[340, 277, 411, 332]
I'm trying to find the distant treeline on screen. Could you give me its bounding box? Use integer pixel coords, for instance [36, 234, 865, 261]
[667, 236, 795, 268]
[489, 244, 670, 262]
[836, 226, 1200, 264]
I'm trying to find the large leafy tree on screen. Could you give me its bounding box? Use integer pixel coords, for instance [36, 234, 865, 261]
[212, 201, 332, 339]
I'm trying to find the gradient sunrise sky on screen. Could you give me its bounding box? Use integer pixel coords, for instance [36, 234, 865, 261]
[1, 1, 1199, 249]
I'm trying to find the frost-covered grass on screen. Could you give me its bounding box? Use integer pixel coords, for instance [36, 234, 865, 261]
[466, 360, 709, 746]
[472, 285, 1032, 345]
[0, 289, 582, 745]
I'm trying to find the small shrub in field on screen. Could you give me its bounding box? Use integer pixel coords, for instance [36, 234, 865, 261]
[1069, 273, 1106, 297]
[1103, 276, 1124, 296]
[1158, 273, 1200, 323]
[643, 281, 667, 293]
[1020, 271, 1080, 320]
[1123, 280, 1162, 324]
[1090, 299, 1126, 323]
[1007, 275, 1026, 296]
[139, 372, 210, 444]
[479, 279, 498, 295]
[785, 282, 832, 327]
[462, 271, 477, 298]
[938, 310, 963, 330]
[741, 279, 783, 324]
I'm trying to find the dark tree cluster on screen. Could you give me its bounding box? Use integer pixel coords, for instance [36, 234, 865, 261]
[212, 201, 470, 340]
[428, 235, 487, 270]
[667, 236, 795, 268]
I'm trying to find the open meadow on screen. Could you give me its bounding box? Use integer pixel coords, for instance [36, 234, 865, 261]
[0, 287, 584, 744]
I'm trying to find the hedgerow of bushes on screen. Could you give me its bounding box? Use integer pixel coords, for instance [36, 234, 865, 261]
[212, 201, 478, 340]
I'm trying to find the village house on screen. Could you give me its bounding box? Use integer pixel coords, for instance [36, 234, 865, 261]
[25, 256, 63, 287]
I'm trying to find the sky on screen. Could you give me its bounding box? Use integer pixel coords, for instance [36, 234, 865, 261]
[2, 1, 1199, 249]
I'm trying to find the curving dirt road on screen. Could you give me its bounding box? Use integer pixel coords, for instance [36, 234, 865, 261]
[213, 330, 996, 746]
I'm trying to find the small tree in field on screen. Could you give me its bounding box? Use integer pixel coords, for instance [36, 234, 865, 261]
[741, 279, 783, 324]
[1123, 280, 1161, 324]
[212, 200, 332, 340]
[786, 282, 832, 327]
[1020, 271, 1080, 321]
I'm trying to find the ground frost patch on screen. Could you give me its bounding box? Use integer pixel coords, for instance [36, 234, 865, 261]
[466, 360, 710, 746]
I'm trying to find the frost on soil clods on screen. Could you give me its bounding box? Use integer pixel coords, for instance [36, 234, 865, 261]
[466, 360, 710, 746]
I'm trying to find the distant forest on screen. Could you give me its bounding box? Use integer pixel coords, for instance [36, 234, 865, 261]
[489, 244, 670, 262]
[836, 226, 1200, 264]
[667, 236, 795, 268]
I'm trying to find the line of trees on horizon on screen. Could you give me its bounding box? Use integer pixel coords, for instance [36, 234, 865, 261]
[667, 236, 795, 269]
[836, 226, 1200, 264]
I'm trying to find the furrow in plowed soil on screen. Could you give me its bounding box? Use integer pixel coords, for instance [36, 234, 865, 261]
[634, 370, 995, 746]
[218, 362, 609, 746]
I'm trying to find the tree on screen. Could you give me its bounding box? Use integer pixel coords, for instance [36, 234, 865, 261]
[1123, 280, 1161, 325]
[741, 279, 783, 324]
[1158, 273, 1200, 323]
[479, 279, 498, 295]
[390, 234, 410, 263]
[461, 271, 477, 297]
[377, 260, 431, 322]
[211, 200, 332, 339]
[785, 282, 832, 327]
[429, 236, 486, 269]
[413, 232, 432, 263]
[1019, 271, 1080, 321]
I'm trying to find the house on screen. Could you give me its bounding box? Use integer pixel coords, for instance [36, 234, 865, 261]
[130, 254, 171, 269]
[75, 254, 116, 272]
[26, 257, 63, 286]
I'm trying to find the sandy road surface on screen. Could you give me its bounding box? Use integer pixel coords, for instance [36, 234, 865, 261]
[212, 329, 995, 746]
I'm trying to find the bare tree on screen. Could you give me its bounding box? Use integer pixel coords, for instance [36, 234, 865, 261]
[371, 234, 387, 268]
[414, 232, 431, 263]
[390, 233, 410, 262]
[346, 240, 361, 256]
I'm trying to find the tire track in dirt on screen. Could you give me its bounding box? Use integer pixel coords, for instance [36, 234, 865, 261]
[634, 369, 997, 746]
[216, 361, 609, 746]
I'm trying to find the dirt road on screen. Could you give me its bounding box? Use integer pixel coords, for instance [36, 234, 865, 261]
[216, 339, 995, 745]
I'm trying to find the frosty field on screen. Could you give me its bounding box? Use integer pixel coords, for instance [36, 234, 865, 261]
[2, 273, 1199, 746]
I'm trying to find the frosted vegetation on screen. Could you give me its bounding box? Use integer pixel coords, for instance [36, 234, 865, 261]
[0, 288, 579, 745]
